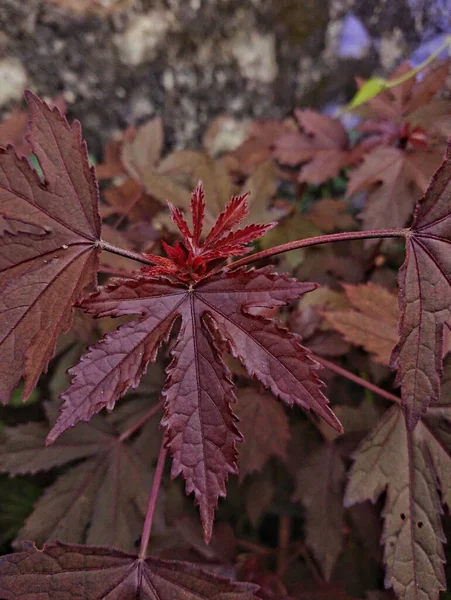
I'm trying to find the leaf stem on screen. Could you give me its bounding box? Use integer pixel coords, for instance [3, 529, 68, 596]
[277, 515, 291, 576]
[225, 228, 407, 271]
[385, 35, 451, 89]
[316, 355, 401, 405]
[99, 239, 154, 266]
[98, 266, 140, 278]
[139, 436, 168, 559]
[119, 400, 163, 442]
[235, 539, 273, 555]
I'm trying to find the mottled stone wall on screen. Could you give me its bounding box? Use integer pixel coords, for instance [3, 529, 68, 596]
[0, 0, 449, 155]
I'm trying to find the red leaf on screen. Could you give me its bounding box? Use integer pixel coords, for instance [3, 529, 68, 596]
[391, 143, 451, 429]
[273, 110, 353, 185]
[0, 403, 156, 550]
[191, 181, 205, 245]
[323, 282, 399, 366]
[0, 541, 258, 599]
[143, 182, 275, 281]
[48, 267, 341, 542]
[0, 92, 101, 403]
[346, 146, 443, 233]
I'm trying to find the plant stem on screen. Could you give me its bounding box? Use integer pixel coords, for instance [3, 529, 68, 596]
[119, 401, 163, 442]
[98, 266, 140, 278]
[284, 542, 324, 585]
[385, 35, 451, 90]
[99, 239, 154, 266]
[139, 437, 168, 559]
[236, 539, 273, 555]
[315, 355, 401, 405]
[225, 228, 407, 271]
[277, 515, 291, 576]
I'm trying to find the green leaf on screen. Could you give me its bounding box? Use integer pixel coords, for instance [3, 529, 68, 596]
[348, 77, 388, 109]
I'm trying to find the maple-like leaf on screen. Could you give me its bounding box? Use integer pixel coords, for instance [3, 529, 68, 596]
[290, 286, 351, 359]
[346, 145, 443, 233]
[345, 359, 451, 600]
[391, 145, 451, 429]
[121, 116, 165, 181]
[293, 443, 345, 581]
[273, 109, 356, 185]
[360, 60, 451, 125]
[235, 388, 290, 481]
[223, 119, 289, 177]
[155, 155, 287, 233]
[0, 541, 258, 599]
[323, 282, 399, 366]
[0, 402, 155, 551]
[47, 184, 341, 542]
[0, 92, 101, 403]
[347, 60, 451, 234]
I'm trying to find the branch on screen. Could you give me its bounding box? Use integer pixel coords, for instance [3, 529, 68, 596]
[98, 239, 155, 266]
[139, 436, 168, 559]
[225, 228, 408, 271]
[119, 400, 163, 442]
[316, 355, 401, 405]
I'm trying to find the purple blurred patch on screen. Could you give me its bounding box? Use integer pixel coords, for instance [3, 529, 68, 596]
[338, 14, 372, 59]
[410, 33, 450, 67]
[323, 103, 361, 130]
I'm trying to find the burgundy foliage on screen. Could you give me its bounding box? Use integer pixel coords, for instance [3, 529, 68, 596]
[1, 84, 451, 600]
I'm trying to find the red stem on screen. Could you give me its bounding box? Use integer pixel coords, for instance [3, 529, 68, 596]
[99, 239, 154, 266]
[119, 401, 163, 442]
[98, 266, 140, 278]
[139, 436, 168, 559]
[225, 228, 407, 271]
[316, 355, 401, 405]
[277, 515, 291, 576]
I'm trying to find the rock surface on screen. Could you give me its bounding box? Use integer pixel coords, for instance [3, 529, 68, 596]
[0, 0, 449, 156]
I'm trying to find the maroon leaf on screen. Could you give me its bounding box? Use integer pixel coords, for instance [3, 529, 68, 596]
[346, 145, 443, 233]
[293, 443, 345, 581]
[48, 266, 341, 542]
[43, 184, 341, 542]
[344, 402, 450, 599]
[0, 403, 156, 551]
[391, 143, 451, 429]
[273, 109, 353, 185]
[0, 541, 258, 599]
[323, 282, 399, 366]
[0, 92, 101, 403]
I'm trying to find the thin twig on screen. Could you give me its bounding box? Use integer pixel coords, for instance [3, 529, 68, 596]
[139, 437, 168, 559]
[236, 539, 274, 555]
[283, 542, 324, 585]
[224, 228, 407, 272]
[119, 401, 163, 443]
[277, 515, 291, 576]
[99, 239, 154, 266]
[316, 355, 401, 405]
[98, 266, 139, 278]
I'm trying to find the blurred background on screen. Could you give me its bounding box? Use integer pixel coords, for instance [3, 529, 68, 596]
[1, 0, 450, 158]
